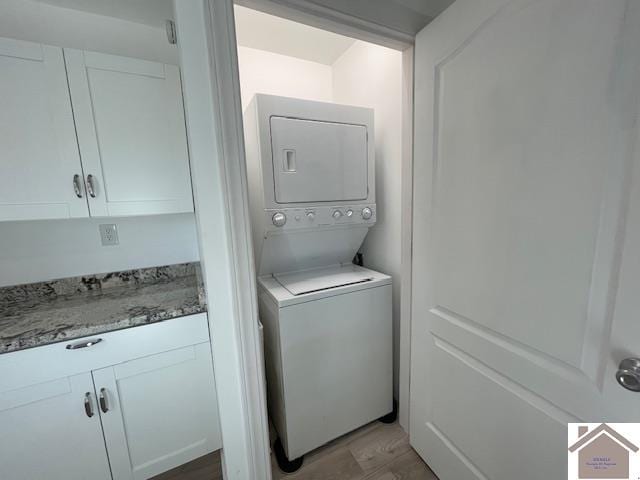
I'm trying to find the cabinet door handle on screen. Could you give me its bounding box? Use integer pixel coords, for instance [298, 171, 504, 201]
[86, 174, 97, 198]
[73, 174, 83, 198]
[66, 338, 102, 350]
[84, 392, 94, 418]
[99, 388, 109, 413]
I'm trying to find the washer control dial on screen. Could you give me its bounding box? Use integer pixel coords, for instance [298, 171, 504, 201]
[361, 207, 373, 220]
[332, 210, 343, 220]
[272, 212, 287, 227]
[306, 212, 315, 221]
[346, 209, 354, 217]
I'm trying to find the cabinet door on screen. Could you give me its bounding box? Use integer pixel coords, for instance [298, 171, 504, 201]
[0, 373, 111, 480]
[93, 343, 222, 480]
[0, 37, 89, 221]
[64, 49, 194, 217]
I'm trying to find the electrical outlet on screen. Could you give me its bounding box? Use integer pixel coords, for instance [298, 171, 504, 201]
[99, 224, 119, 246]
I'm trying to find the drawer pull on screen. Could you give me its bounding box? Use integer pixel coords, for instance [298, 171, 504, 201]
[99, 388, 109, 413]
[66, 338, 103, 350]
[84, 392, 94, 418]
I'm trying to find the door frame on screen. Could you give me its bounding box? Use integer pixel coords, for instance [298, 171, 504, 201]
[175, 0, 418, 478]
[174, 2, 271, 479]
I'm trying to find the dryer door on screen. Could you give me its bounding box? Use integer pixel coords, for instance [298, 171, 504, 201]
[270, 116, 368, 203]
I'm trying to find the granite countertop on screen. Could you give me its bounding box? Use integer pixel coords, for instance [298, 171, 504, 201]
[0, 263, 206, 354]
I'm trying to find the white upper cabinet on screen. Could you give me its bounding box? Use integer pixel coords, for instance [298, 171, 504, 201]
[65, 49, 194, 217]
[0, 38, 89, 221]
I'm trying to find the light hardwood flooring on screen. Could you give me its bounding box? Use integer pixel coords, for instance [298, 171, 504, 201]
[270, 421, 438, 480]
[151, 450, 223, 480]
[152, 421, 437, 480]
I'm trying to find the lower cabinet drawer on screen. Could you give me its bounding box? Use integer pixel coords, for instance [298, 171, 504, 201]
[0, 313, 210, 393]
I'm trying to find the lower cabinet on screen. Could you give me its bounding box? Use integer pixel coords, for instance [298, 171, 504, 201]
[0, 372, 112, 480]
[0, 315, 221, 480]
[94, 343, 221, 480]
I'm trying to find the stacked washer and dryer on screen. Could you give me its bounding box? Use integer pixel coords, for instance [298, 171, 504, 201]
[243, 94, 393, 472]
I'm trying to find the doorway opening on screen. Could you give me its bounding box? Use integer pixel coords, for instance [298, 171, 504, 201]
[232, 4, 418, 478]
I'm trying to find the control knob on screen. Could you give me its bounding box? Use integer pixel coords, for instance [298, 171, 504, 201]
[361, 207, 372, 220]
[332, 210, 343, 220]
[306, 212, 315, 221]
[272, 212, 287, 227]
[346, 209, 353, 217]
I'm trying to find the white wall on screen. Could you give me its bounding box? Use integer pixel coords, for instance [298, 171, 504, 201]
[0, 215, 199, 287]
[0, 1, 198, 287]
[332, 41, 403, 400]
[237, 46, 333, 110]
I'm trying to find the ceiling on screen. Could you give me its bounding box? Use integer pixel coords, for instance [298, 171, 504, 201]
[277, 0, 453, 36]
[392, 0, 456, 21]
[34, 0, 455, 32]
[33, 0, 357, 65]
[33, 0, 455, 60]
[237, 0, 455, 46]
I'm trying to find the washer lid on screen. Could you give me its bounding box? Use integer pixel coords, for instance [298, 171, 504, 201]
[274, 264, 374, 296]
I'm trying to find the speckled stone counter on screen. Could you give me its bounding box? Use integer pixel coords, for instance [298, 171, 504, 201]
[0, 263, 206, 354]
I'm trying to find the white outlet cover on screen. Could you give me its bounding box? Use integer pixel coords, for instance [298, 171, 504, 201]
[99, 224, 119, 246]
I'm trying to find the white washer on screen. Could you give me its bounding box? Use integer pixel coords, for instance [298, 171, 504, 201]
[258, 264, 392, 460]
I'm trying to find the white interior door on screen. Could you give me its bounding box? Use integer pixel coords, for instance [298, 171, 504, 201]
[0, 37, 88, 221]
[64, 49, 194, 217]
[410, 1, 640, 479]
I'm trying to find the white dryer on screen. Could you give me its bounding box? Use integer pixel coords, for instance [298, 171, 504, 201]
[243, 94, 393, 470]
[243, 94, 377, 275]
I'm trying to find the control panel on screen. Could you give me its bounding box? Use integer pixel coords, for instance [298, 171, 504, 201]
[264, 205, 376, 233]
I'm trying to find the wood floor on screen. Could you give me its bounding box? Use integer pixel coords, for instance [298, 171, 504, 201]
[152, 421, 437, 480]
[151, 450, 223, 480]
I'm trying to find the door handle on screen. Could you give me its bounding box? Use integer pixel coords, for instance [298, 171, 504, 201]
[84, 392, 94, 418]
[66, 338, 102, 350]
[283, 149, 296, 172]
[99, 388, 109, 413]
[86, 174, 97, 198]
[616, 358, 640, 392]
[73, 174, 83, 198]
